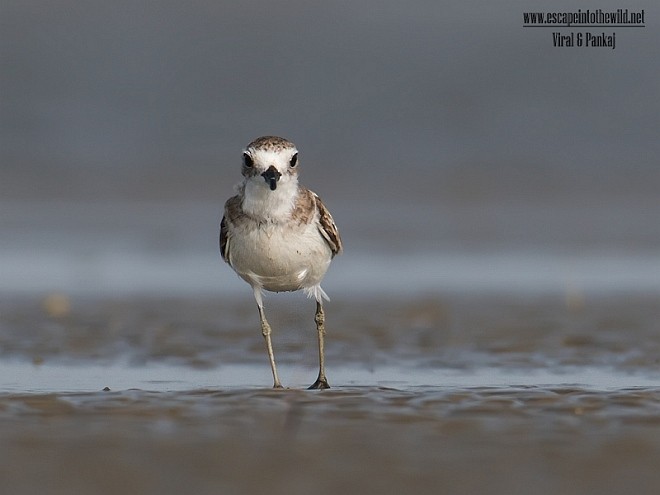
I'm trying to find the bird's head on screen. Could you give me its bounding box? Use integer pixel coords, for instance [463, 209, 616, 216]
[241, 136, 299, 191]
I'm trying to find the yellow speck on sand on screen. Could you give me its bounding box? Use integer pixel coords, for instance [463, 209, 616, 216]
[42, 293, 71, 318]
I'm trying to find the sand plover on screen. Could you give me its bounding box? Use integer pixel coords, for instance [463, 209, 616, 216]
[220, 136, 342, 389]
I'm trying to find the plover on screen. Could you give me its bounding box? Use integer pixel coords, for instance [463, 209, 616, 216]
[220, 136, 342, 389]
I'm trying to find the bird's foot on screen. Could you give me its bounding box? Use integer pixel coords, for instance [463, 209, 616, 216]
[308, 377, 330, 390]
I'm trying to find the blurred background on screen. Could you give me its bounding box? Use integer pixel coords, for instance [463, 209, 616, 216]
[1, 0, 658, 297]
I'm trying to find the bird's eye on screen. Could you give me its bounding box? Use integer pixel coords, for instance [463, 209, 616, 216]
[289, 153, 298, 168]
[243, 152, 253, 168]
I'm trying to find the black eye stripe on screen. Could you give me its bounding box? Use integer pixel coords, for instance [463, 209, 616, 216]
[289, 153, 298, 168]
[243, 152, 254, 168]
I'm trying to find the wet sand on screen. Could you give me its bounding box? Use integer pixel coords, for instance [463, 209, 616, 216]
[1, 293, 659, 494]
[2, 293, 659, 372]
[2, 385, 660, 495]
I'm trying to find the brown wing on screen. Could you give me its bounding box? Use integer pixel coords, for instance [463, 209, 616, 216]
[219, 195, 242, 263]
[219, 215, 229, 262]
[313, 192, 343, 257]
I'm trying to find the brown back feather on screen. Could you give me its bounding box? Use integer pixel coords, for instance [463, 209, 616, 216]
[311, 191, 343, 257]
[219, 195, 243, 263]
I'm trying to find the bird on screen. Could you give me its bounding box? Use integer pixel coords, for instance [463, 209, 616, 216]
[219, 136, 342, 389]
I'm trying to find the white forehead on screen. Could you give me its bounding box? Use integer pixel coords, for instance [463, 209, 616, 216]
[248, 147, 297, 164]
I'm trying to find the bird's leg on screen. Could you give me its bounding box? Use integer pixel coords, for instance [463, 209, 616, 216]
[257, 304, 283, 389]
[309, 301, 330, 389]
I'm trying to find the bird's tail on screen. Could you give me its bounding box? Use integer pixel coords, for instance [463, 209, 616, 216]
[304, 285, 330, 303]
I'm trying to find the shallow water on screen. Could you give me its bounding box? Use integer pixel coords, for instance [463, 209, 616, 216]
[2, 200, 660, 297]
[3, 361, 660, 393]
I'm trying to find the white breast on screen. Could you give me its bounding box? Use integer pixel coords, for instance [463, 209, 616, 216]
[228, 217, 332, 293]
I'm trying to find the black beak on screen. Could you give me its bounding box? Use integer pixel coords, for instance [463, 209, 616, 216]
[261, 165, 282, 191]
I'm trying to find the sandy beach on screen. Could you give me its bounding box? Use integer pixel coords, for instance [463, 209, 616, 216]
[1, 293, 659, 495]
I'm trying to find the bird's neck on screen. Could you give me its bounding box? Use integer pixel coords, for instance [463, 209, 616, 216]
[241, 178, 299, 222]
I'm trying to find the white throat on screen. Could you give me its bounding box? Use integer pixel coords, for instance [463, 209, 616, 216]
[242, 176, 299, 222]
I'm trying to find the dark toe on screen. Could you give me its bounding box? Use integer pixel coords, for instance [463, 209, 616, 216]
[308, 378, 330, 390]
